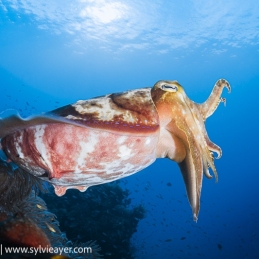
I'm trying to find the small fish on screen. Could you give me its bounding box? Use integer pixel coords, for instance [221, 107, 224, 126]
[36, 204, 47, 210]
[45, 222, 56, 233]
[217, 244, 222, 250]
[167, 182, 172, 187]
[181, 237, 186, 240]
[165, 239, 172, 242]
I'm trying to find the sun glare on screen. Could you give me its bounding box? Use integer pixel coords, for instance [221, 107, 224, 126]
[80, 1, 127, 24]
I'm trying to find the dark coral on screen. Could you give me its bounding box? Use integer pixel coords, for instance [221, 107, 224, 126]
[41, 182, 146, 259]
[0, 157, 44, 213]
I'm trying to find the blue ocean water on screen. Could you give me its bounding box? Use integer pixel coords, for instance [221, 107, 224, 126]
[0, 1, 259, 258]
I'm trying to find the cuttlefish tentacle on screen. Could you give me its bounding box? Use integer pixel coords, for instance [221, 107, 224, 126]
[198, 79, 231, 120]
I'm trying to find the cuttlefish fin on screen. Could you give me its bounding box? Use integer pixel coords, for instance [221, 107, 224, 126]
[0, 111, 96, 139]
[0, 113, 77, 139]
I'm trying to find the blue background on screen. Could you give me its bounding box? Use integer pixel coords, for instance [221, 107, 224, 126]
[0, 1, 259, 258]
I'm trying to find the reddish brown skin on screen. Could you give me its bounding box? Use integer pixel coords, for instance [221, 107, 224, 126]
[2, 123, 158, 185]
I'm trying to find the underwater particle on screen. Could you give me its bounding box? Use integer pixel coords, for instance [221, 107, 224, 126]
[180, 237, 186, 240]
[166, 182, 172, 187]
[0, 214, 51, 248]
[165, 239, 172, 242]
[217, 243, 222, 250]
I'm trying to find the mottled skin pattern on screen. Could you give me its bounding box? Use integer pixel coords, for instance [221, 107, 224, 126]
[0, 79, 230, 221]
[1, 89, 160, 196]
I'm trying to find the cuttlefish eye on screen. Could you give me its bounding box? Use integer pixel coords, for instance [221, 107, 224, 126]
[161, 84, 178, 92]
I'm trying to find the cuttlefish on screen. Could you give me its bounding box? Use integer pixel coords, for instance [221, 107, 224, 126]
[0, 79, 230, 221]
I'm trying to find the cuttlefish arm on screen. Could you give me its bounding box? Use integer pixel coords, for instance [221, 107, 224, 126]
[152, 79, 230, 221]
[198, 79, 231, 120]
[196, 79, 231, 162]
[176, 118, 204, 222]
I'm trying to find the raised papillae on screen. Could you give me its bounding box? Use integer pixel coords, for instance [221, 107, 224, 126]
[0, 79, 230, 221]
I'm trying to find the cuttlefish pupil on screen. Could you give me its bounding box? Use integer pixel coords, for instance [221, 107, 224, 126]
[153, 79, 230, 221]
[161, 83, 178, 92]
